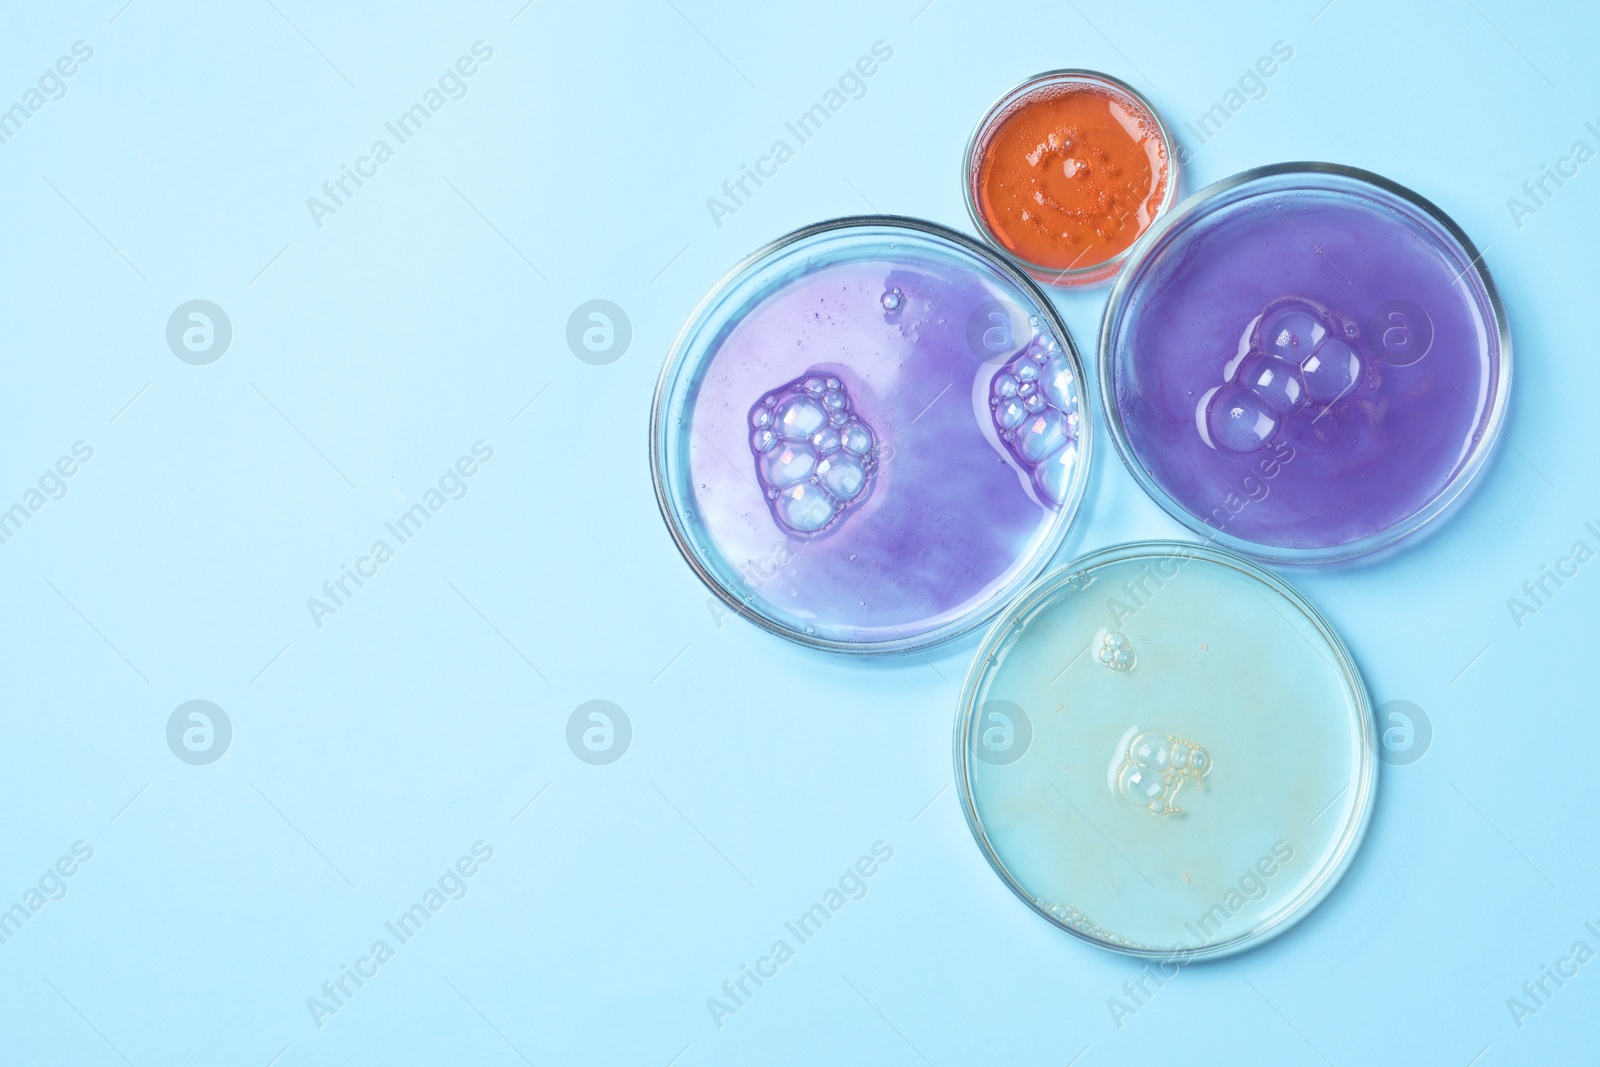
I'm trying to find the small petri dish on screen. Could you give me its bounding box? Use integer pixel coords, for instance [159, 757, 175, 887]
[956, 542, 1376, 959]
[1101, 163, 1511, 564]
[650, 216, 1092, 655]
[963, 70, 1176, 286]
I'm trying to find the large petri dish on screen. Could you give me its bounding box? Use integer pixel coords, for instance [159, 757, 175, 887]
[956, 541, 1376, 959]
[1100, 163, 1511, 564]
[651, 216, 1091, 654]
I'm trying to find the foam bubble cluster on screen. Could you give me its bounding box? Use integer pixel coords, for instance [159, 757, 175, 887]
[989, 334, 1082, 506]
[1203, 299, 1365, 453]
[1098, 631, 1135, 672]
[749, 372, 878, 536]
[1114, 730, 1211, 816]
[1035, 898, 1151, 950]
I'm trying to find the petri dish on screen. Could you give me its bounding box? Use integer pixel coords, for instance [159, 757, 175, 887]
[963, 70, 1176, 286]
[1101, 163, 1511, 564]
[956, 541, 1375, 959]
[650, 216, 1091, 655]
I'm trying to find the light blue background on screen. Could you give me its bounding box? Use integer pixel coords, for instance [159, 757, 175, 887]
[2, 0, 1595, 1063]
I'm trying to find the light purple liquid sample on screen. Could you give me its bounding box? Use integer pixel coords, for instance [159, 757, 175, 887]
[673, 239, 1084, 649]
[1109, 181, 1503, 555]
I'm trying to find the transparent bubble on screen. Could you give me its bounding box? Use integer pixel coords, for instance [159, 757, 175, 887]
[1131, 731, 1171, 771]
[995, 397, 1028, 430]
[776, 483, 836, 533]
[1260, 302, 1326, 359]
[817, 454, 868, 500]
[1032, 439, 1079, 506]
[1206, 386, 1278, 453]
[1016, 409, 1068, 463]
[1119, 764, 1166, 804]
[1041, 362, 1077, 411]
[760, 442, 817, 487]
[775, 394, 828, 438]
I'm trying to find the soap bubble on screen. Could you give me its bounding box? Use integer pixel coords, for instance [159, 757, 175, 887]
[750, 372, 879, 537]
[1016, 409, 1067, 463]
[1259, 302, 1326, 359]
[776, 483, 836, 533]
[759, 442, 817, 488]
[817, 454, 868, 500]
[1206, 386, 1278, 453]
[1238, 354, 1306, 416]
[1300, 337, 1363, 404]
[775, 393, 828, 437]
[988, 339, 1082, 506]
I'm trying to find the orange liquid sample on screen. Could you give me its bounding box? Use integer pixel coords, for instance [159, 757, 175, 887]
[975, 84, 1169, 276]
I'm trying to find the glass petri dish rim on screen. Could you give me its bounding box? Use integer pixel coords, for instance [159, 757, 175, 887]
[961, 69, 1180, 287]
[953, 538, 1378, 960]
[649, 213, 1094, 656]
[1097, 161, 1514, 566]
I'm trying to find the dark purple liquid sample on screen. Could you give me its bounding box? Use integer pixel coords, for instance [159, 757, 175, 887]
[1111, 185, 1501, 553]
